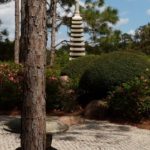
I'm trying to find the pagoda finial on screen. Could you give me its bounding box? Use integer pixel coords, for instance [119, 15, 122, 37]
[75, 0, 80, 14]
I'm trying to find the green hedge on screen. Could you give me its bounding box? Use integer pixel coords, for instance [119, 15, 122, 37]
[61, 55, 100, 80]
[79, 52, 150, 99]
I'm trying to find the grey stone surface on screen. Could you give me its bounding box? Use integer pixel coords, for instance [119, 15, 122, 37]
[0, 116, 150, 150]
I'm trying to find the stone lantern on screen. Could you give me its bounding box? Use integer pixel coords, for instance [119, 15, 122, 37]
[69, 0, 85, 60]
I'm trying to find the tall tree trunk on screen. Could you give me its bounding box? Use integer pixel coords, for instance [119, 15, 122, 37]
[21, 0, 47, 149]
[14, 0, 20, 64]
[50, 0, 56, 67]
[20, 0, 26, 63]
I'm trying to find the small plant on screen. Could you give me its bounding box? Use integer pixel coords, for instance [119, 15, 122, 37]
[61, 55, 100, 80]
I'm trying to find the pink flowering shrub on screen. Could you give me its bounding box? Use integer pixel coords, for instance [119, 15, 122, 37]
[0, 62, 22, 110]
[108, 68, 150, 122]
[46, 75, 78, 112]
[0, 62, 78, 112]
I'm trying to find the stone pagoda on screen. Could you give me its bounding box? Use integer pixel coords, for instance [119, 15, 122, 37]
[69, 0, 85, 60]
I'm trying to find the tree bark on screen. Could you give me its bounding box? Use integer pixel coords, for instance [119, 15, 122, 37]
[21, 0, 47, 149]
[50, 0, 57, 67]
[20, 0, 26, 63]
[14, 0, 20, 64]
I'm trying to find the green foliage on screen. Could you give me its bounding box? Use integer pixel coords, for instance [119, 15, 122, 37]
[46, 76, 78, 112]
[55, 48, 69, 68]
[79, 52, 150, 99]
[0, 19, 9, 41]
[98, 30, 122, 52]
[134, 23, 150, 55]
[108, 70, 150, 121]
[0, 41, 14, 61]
[0, 0, 11, 3]
[0, 62, 78, 112]
[46, 67, 61, 78]
[47, 47, 69, 69]
[81, 0, 118, 42]
[0, 62, 22, 110]
[61, 55, 100, 83]
[46, 76, 61, 110]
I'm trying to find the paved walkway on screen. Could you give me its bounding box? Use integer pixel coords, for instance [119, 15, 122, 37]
[0, 116, 150, 150]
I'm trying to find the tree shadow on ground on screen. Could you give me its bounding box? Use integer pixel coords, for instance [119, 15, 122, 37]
[0, 116, 19, 123]
[54, 120, 131, 143]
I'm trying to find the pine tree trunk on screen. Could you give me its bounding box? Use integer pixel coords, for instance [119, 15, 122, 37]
[20, 0, 26, 63]
[14, 0, 20, 64]
[50, 0, 57, 67]
[21, 0, 47, 149]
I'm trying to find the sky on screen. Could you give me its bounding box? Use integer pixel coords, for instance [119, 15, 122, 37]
[0, 0, 150, 43]
[105, 0, 150, 34]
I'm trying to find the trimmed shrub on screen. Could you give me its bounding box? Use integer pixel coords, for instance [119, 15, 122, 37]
[61, 55, 100, 82]
[79, 52, 150, 99]
[108, 70, 150, 121]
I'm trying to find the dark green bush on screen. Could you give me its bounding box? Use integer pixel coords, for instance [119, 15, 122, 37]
[108, 70, 150, 121]
[0, 41, 14, 61]
[61, 55, 100, 80]
[46, 76, 78, 112]
[55, 49, 69, 68]
[79, 52, 150, 99]
[46, 76, 61, 110]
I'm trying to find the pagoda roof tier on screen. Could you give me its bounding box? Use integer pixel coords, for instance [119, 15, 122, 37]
[70, 42, 85, 46]
[70, 52, 86, 56]
[70, 47, 85, 51]
[71, 29, 84, 32]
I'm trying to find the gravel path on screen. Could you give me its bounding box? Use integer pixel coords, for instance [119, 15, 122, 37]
[0, 116, 150, 150]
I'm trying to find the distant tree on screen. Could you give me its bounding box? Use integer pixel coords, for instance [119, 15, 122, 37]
[0, 0, 10, 41]
[0, 0, 11, 3]
[134, 23, 150, 55]
[0, 20, 9, 41]
[49, 0, 57, 67]
[98, 30, 121, 52]
[14, 0, 20, 64]
[19, 0, 26, 63]
[81, 0, 119, 43]
[120, 33, 133, 50]
[47, 0, 74, 66]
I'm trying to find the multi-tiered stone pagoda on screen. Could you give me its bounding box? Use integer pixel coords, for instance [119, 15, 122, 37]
[69, 0, 85, 60]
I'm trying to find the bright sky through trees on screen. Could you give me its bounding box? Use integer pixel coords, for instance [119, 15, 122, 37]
[0, 0, 150, 41]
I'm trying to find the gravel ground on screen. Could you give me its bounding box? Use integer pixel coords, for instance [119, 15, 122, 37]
[0, 116, 150, 150]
